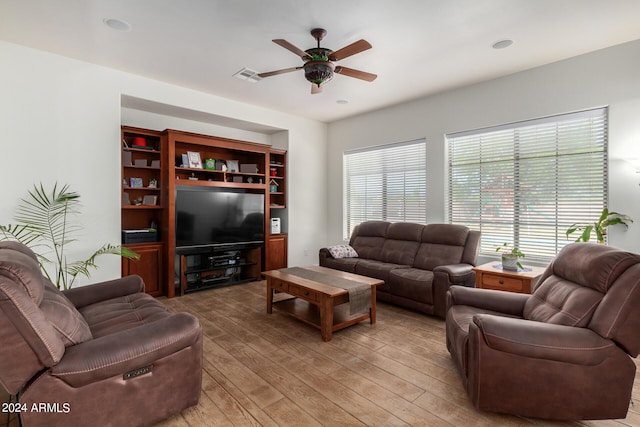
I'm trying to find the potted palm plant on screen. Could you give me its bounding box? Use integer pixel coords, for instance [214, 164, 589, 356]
[565, 208, 633, 244]
[496, 242, 525, 271]
[0, 183, 138, 289]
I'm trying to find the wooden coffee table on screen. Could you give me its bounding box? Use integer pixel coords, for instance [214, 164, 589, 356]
[262, 266, 383, 341]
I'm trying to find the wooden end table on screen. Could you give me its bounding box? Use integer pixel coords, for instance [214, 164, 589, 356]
[473, 262, 547, 294]
[262, 265, 383, 342]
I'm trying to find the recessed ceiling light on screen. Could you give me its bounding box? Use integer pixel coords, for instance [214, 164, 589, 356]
[492, 39, 513, 50]
[103, 18, 131, 32]
[336, 99, 349, 105]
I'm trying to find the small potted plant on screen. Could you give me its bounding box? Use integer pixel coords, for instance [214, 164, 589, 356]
[496, 243, 525, 271]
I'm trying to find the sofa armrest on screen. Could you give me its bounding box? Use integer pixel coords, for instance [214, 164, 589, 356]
[318, 247, 333, 265]
[51, 313, 202, 387]
[447, 285, 528, 316]
[62, 275, 145, 309]
[472, 314, 618, 365]
[434, 263, 474, 284]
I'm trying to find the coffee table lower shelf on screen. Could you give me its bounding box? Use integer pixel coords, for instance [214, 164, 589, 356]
[272, 294, 371, 335]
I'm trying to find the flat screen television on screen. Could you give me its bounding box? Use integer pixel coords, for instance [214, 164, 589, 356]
[175, 186, 264, 249]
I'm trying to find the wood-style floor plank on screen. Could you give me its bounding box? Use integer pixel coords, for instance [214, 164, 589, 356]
[2, 280, 639, 427]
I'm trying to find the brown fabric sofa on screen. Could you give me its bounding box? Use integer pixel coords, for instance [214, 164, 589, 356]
[446, 242, 640, 420]
[0, 241, 203, 427]
[319, 221, 481, 318]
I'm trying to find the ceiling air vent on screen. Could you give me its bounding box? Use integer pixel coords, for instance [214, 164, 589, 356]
[233, 67, 261, 83]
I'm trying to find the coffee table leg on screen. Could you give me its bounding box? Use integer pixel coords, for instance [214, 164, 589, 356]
[370, 286, 377, 325]
[320, 295, 334, 342]
[266, 279, 273, 314]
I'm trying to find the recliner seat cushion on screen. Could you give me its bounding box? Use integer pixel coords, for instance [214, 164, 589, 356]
[354, 259, 409, 282]
[79, 293, 171, 338]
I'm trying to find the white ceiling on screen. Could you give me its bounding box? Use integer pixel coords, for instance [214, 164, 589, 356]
[2, 0, 640, 123]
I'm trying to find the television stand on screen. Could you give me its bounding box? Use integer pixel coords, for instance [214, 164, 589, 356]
[177, 245, 262, 295]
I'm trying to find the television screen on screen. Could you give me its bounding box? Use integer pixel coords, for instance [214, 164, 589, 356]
[175, 186, 264, 249]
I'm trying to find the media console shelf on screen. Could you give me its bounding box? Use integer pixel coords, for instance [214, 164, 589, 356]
[177, 245, 262, 295]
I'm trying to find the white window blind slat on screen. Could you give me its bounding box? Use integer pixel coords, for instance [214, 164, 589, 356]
[447, 107, 608, 263]
[344, 139, 427, 239]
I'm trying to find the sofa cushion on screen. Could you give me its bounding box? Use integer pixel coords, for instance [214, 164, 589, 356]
[355, 259, 408, 282]
[412, 224, 469, 270]
[388, 268, 435, 304]
[327, 245, 358, 259]
[79, 293, 172, 338]
[40, 281, 93, 346]
[349, 221, 390, 261]
[380, 223, 423, 265]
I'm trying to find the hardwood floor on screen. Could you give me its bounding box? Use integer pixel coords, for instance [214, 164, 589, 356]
[2, 280, 639, 426]
[156, 281, 640, 427]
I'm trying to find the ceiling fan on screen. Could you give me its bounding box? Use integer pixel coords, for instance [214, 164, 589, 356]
[258, 28, 377, 94]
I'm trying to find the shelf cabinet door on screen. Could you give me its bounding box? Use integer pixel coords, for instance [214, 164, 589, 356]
[266, 234, 288, 271]
[122, 243, 163, 296]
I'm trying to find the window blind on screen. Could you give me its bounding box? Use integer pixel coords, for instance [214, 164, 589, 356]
[447, 107, 608, 263]
[344, 139, 427, 239]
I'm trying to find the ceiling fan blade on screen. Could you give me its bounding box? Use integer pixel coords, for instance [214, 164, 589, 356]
[328, 39, 372, 61]
[335, 66, 377, 82]
[311, 84, 323, 94]
[257, 67, 302, 78]
[272, 39, 312, 60]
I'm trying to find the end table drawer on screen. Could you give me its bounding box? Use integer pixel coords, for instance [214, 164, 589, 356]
[482, 274, 527, 293]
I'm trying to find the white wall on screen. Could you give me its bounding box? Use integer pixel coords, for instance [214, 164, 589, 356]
[0, 41, 327, 286]
[327, 39, 640, 258]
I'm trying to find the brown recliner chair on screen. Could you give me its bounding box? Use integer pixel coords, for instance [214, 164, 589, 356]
[0, 241, 203, 426]
[446, 242, 640, 420]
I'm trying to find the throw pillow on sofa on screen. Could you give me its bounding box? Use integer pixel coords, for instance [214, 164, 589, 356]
[327, 245, 358, 259]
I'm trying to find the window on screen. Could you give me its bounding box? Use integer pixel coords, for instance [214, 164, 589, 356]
[344, 139, 427, 239]
[447, 107, 608, 263]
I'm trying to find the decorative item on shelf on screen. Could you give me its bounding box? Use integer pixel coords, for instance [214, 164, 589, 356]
[132, 196, 143, 206]
[226, 160, 239, 172]
[132, 136, 147, 147]
[496, 242, 525, 271]
[269, 179, 279, 193]
[204, 158, 216, 170]
[565, 208, 633, 244]
[142, 195, 157, 206]
[123, 151, 133, 166]
[232, 176, 243, 183]
[270, 167, 277, 177]
[188, 173, 198, 181]
[150, 159, 160, 168]
[180, 154, 189, 167]
[130, 177, 143, 188]
[148, 178, 158, 188]
[187, 151, 202, 168]
[240, 163, 258, 173]
[122, 192, 130, 205]
[122, 178, 127, 187]
[134, 159, 147, 167]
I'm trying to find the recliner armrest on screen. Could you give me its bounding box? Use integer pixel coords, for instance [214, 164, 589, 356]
[62, 275, 145, 309]
[447, 285, 528, 316]
[51, 313, 202, 387]
[472, 314, 618, 365]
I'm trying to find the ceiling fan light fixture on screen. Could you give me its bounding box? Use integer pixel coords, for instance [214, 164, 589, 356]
[304, 61, 335, 85]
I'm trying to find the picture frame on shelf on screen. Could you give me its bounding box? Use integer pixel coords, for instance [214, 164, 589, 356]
[142, 195, 158, 206]
[130, 177, 143, 188]
[187, 151, 202, 169]
[226, 160, 239, 172]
